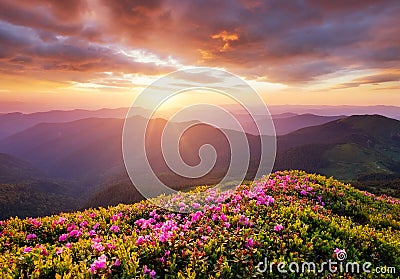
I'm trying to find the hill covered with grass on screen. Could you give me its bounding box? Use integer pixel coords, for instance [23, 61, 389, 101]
[275, 115, 400, 196]
[0, 171, 399, 278]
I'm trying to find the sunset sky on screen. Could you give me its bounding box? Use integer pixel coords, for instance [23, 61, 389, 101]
[0, 0, 399, 112]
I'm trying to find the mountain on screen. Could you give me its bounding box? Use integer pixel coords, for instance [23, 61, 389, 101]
[172, 111, 344, 135]
[0, 152, 75, 194]
[82, 114, 400, 204]
[0, 153, 45, 183]
[0, 107, 131, 139]
[275, 115, 400, 194]
[0, 115, 267, 186]
[272, 112, 298, 119]
[0, 117, 125, 184]
[0, 171, 399, 278]
[0, 153, 82, 219]
[0, 183, 80, 219]
[268, 105, 400, 118]
[1, 114, 399, 215]
[272, 114, 344, 135]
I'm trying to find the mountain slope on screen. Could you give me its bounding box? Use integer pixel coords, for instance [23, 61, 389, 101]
[0, 118, 125, 184]
[272, 114, 344, 135]
[0, 108, 132, 139]
[0, 153, 83, 219]
[0, 153, 46, 183]
[0, 171, 398, 278]
[275, 115, 400, 187]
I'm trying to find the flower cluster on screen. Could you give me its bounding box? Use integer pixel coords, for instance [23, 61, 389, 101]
[0, 170, 399, 278]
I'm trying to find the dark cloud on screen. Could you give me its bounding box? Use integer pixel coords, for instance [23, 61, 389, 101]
[0, 0, 88, 22]
[0, 22, 174, 77]
[0, 0, 399, 83]
[0, 1, 83, 36]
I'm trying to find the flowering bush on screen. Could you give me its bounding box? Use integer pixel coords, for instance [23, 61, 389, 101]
[0, 170, 399, 278]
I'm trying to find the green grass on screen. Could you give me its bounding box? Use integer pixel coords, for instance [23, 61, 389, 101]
[322, 143, 394, 180]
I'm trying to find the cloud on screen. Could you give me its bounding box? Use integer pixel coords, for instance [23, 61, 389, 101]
[0, 0, 84, 36]
[211, 31, 239, 52]
[335, 73, 400, 89]
[0, 0, 399, 85]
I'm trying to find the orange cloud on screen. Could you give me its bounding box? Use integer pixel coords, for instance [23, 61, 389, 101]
[211, 31, 239, 52]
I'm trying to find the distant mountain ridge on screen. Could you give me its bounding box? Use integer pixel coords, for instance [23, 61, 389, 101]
[0, 113, 400, 217]
[2, 104, 400, 139]
[0, 108, 130, 139]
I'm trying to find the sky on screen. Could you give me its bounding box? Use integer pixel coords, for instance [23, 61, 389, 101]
[0, 0, 399, 112]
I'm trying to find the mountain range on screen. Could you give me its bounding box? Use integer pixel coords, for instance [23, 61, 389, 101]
[0, 109, 399, 218]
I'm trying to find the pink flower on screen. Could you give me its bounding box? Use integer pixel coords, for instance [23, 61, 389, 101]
[144, 265, 156, 278]
[136, 236, 145, 245]
[106, 243, 116, 250]
[93, 223, 100, 230]
[56, 247, 64, 255]
[89, 254, 107, 274]
[334, 248, 341, 254]
[26, 233, 37, 240]
[55, 217, 66, 225]
[69, 229, 82, 238]
[28, 218, 41, 227]
[92, 237, 102, 243]
[23, 247, 32, 253]
[114, 258, 121, 266]
[66, 223, 76, 232]
[36, 244, 48, 255]
[159, 233, 168, 243]
[90, 213, 97, 218]
[274, 224, 284, 232]
[245, 238, 256, 248]
[92, 242, 105, 252]
[58, 234, 68, 242]
[191, 211, 203, 223]
[111, 215, 119, 222]
[110, 225, 120, 233]
[178, 202, 186, 208]
[65, 243, 72, 249]
[80, 221, 88, 227]
[149, 210, 159, 219]
[192, 203, 200, 209]
[220, 213, 228, 222]
[300, 190, 307, 196]
[224, 222, 230, 228]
